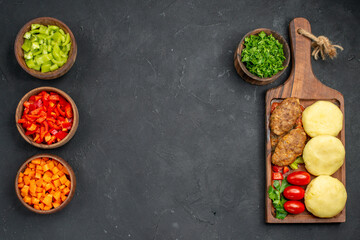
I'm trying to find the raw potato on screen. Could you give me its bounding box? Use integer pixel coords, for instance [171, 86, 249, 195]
[302, 101, 343, 137]
[305, 176, 347, 218]
[303, 135, 345, 176]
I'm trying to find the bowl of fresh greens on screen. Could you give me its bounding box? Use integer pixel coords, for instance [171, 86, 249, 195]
[234, 28, 290, 85]
[15, 17, 77, 80]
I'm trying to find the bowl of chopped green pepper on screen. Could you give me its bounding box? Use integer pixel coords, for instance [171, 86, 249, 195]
[15, 17, 77, 80]
[234, 28, 290, 85]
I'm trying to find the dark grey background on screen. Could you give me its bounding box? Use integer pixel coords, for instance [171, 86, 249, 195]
[1, 0, 359, 239]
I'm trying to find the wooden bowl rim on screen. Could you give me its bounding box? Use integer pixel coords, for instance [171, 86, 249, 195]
[15, 153, 76, 214]
[236, 28, 290, 83]
[15, 86, 79, 149]
[14, 17, 77, 80]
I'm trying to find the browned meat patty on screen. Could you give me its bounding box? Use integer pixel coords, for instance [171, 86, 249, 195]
[272, 128, 307, 166]
[270, 98, 302, 136]
[270, 132, 283, 151]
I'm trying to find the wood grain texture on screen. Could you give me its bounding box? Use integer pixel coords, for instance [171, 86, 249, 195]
[14, 17, 77, 80]
[15, 86, 79, 149]
[15, 153, 76, 214]
[265, 18, 345, 223]
[234, 28, 290, 85]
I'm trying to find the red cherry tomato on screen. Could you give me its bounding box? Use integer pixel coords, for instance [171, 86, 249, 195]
[287, 171, 311, 186]
[284, 201, 305, 214]
[283, 186, 305, 200]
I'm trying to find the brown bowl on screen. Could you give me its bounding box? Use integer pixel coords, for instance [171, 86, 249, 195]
[15, 153, 76, 214]
[234, 28, 290, 85]
[15, 86, 79, 149]
[14, 17, 77, 80]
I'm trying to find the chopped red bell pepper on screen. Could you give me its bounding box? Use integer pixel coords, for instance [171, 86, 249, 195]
[272, 165, 283, 172]
[283, 166, 290, 174]
[272, 172, 283, 180]
[17, 91, 73, 145]
[65, 104, 72, 118]
[55, 131, 68, 140]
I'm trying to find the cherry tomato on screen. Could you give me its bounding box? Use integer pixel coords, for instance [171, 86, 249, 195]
[287, 171, 311, 186]
[272, 165, 283, 172]
[284, 201, 305, 214]
[283, 186, 305, 200]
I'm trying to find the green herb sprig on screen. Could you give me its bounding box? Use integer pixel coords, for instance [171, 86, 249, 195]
[268, 178, 291, 219]
[241, 31, 286, 78]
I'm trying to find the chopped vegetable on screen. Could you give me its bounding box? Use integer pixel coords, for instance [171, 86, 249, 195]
[17, 91, 73, 145]
[241, 31, 286, 78]
[272, 172, 283, 180]
[268, 178, 291, 219]
[21, 24, 71, 72]
[283, 166, 290, 174]
[272, 165, 283, 173]
[18, 157, 71, 210]
[289, 156, 304, 170]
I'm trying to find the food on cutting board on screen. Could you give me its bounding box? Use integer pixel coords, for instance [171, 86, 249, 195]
[241, 31, 286, 78]
[18, 157, 71, 211]
[305, 175, 347, 218]
[272, 128, 307, 166]
[303, 135, 345, 176]
[22, 24, 71, 72]
[302, 101, 343, 137]
[268, 98, 346, 220]
[270, 98, 303, 136]
[17, 91, 73, 145]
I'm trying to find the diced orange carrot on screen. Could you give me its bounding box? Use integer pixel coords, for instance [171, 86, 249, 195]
[29, 171, 35, 178]
[57, 163, 63, 170]
[29, 182, 36, 196]
[43, 205, 51, 210]
[34, 205, 40, 210]
[45, 183, 52, 191]
[28, 163, 35, 169]
[21, 185, 29, 196]
[36, 165, 42, 171]
[59, 185, 66, 190]
[43, 157, 49, 161]
[51, 174, 59, 180]
[62, 167, 69, 175]
[57, 171, 64, 177]
[23, 196, 31, 203]
[36, 187, 43, 193]
[18, 183, 24, 188]
[18, 176, 23, 183]
[23, 176, 30, 185]
[62, 187, 70, 195]
[61, 195, 67, 202]
[59, 175, 68, 184]
[53, 191, 61, 201]
[52, 166, 59, 174]
[40, 159, 46, 166]
[19, 172, 24, 177]
[32, 197, 40, 205]
[37, 192, 42, 199]
[43, 164, 49, 172]
[42, 194, 53, 206]
[35, 172, 41, 179]
[48, 161, 55, 170]
[39, 203, 44, 210]
[65, 180, 70, 187]
[52, 202, 61, 208]
[23, 168, 31, 175]
[53, 179, 61, 188]
[31, 158, 41, 165]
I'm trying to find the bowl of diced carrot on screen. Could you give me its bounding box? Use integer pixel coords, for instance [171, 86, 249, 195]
[15, 154, 76, 214]
[15, 86, 79, 149]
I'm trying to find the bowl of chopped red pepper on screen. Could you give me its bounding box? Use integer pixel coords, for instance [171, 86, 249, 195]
[15, 87, 79, 149]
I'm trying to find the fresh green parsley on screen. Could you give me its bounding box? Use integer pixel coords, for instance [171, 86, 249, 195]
[268, 178, 291, 219]
[241, 31, 286, 78]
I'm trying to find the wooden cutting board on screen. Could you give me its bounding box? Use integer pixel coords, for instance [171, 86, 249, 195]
[265, 18, 345, 223]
